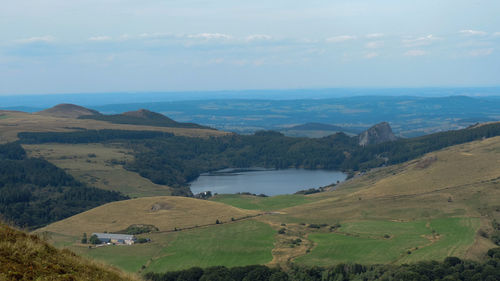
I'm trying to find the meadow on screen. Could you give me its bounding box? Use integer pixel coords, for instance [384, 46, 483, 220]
[295, 218, 479, 266]
[73, 220, 275, 273]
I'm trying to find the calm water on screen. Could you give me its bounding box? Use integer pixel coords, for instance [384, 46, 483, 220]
[189, 168, 347, 196]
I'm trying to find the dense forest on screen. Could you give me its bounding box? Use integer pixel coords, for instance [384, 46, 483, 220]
[0, 142, 127, 228]
[145, 250, 500, 281]
[19, 129, 174, 144]
[16, 122, 500, 193]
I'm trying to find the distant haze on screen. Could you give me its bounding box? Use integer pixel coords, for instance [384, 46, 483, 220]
[2, 88, 500, 108]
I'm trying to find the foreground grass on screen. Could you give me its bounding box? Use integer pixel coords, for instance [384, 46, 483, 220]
[0, 224, 137, 281]
[296, 217, 479, 266]
[210, 194, 319, 211]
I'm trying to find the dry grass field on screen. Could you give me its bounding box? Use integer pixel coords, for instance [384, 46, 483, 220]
[24, 143, 172, 198]
[39, 196, 259, 237]
[0, 110, 227, 143]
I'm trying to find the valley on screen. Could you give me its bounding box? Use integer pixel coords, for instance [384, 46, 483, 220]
[2, 104, 500, 279]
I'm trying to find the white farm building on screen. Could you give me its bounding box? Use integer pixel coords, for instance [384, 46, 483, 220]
[92, 233, 136, 245]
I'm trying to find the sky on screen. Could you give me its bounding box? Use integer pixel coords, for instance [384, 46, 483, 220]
[1, 0, 500, 95]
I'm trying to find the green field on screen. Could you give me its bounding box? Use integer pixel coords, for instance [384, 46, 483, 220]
[75, 220, 275, 273]
[146, 220, 275, 272]
[210, 194, 319, 211]
[398, 217, 480, 263]
[296, 217, 479, 266]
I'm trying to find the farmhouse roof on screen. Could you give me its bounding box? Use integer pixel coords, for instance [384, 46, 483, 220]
[92, 233, 135, 240]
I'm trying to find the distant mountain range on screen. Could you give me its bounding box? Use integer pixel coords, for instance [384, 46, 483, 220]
[4, 94, 500, 137]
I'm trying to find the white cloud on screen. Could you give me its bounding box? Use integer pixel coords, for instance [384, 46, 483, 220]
[493, 32, 500, 37]
[364, 52, 379, 59]
[16, 35, 55, 44]
[88, 35, 112, 41]
[365, 41, 383, 49]
[188, 33, 232, 40]
[460, 30, 487, 36]
[402, 34, 438, 47]
[365, 33, 384, 39]
[245, 34, 272, 41]
[326, 35, 356, 43]
[138, 32, 174, 39]
[404, 50, 427, 56]
[469, 48, 494, 56]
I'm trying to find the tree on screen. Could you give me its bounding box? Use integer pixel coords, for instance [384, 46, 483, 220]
[81, 233, 87, 244]
[89, 234, 101, 245]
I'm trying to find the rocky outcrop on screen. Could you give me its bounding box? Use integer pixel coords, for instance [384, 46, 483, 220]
[358, 122, 397, 146]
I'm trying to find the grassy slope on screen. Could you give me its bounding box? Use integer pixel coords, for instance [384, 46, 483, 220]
[274, 136, 500, 263]
[210, 194, 320, 211]
[0, 111, 227, 143]
[39, 196, 259, 236]
[0, 224, 138, 281]
[24, 143, 172, 198]
[283, 136, 500, 223]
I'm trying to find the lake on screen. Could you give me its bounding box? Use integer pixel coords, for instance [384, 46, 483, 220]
[189, 168, 347, 196]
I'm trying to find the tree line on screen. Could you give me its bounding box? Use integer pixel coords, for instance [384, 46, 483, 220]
[144, 251, 500, 281]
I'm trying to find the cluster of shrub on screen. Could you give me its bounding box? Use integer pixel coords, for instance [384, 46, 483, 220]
[81, 233, 101, 245]
[490, 219, 500, 246]
[17, 122, 500, 192]
[0, 142, 127, 228]
[118, 224, 159, 235]
[145, 250, 500, 281]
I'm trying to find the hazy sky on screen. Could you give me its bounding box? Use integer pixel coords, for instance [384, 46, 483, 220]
[1, 0, 499, 94]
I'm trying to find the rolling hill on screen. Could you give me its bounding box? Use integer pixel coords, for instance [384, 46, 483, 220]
[36, 103, 100, 118]
[0, 108, 226, 144]
[79, 108, 213, 129]
[39, 196, 260, 236]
